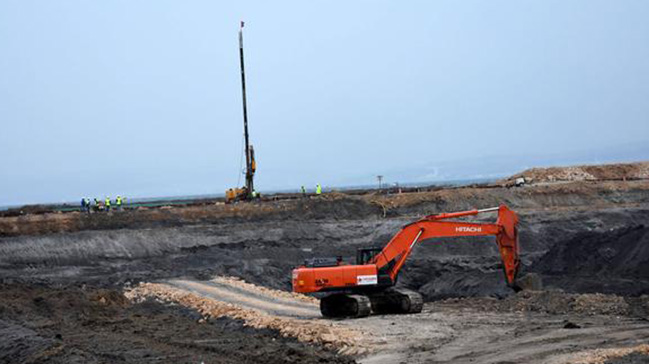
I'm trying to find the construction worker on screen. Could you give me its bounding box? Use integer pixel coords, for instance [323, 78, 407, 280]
[105, 196, 111, 212]
[80, 198, 86, 212]
[116, 196, 122, 211]
[316, 184, 322, 195]
[85, 198, 91, 213]
[94, 198, 100, 212]
[301, 185, 306, 197]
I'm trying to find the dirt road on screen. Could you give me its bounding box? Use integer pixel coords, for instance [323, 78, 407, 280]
[167, 279, 322, 319]
[130, 277, 649, 364]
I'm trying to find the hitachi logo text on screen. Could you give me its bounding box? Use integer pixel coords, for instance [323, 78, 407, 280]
[456, 227, 482, 232]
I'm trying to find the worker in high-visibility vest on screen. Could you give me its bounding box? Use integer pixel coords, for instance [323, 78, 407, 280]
[105, 197, 111, 212]
[316, 184, 322, 195]
[116, 196, 122, 211]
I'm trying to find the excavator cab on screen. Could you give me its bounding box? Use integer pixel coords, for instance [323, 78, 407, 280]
[356, 247, 383, 265]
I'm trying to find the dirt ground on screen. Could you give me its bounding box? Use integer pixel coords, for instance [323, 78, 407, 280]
[1, 164, 649, 363]
[0, 284, 354, 364]
[124, 277, 649, 363]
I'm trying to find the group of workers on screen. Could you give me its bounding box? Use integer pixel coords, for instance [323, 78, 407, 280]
[300, 184, 322, 197]
[80, 196, 125, 213]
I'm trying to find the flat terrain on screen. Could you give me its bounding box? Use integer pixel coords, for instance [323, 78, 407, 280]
[2, 163, 649, 363]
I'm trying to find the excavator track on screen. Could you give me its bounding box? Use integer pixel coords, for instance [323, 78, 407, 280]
[369, 288, 423, 315]
[320, 294, 371, 318]
[398, 288, 424, 314]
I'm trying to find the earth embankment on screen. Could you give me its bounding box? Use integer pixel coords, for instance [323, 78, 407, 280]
[2, 180, 648, 238]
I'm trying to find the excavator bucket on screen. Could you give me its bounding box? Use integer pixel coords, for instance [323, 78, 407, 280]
[496, 205, 520, 287]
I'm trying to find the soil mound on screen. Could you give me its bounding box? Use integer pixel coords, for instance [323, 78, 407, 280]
[531, 225, 649, 295]
[398, 256, 516, 301]
[503, 161, 649, 184]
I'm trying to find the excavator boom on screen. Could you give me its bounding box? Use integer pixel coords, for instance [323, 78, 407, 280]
[292, 205, 520, 318]
[372, 204, 519, 286]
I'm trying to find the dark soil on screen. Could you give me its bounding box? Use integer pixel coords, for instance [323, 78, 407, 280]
[1, 180, 649, 363]
[2, 208, 649, 301]
[0, 284, 354, 364]
[605, 353, 649, 364]
[531, 225, 649, 295]
[3, 179, 649, 238]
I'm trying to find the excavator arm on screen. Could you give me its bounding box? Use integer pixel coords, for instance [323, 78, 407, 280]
[293, 205, 520, 293]
[370, 205, 520, 286]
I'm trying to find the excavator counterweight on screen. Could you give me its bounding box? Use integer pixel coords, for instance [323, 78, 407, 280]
[292, 205, 521, 318]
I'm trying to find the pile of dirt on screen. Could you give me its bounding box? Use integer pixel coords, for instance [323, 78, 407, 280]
[531, 225, 649, 295]
[125, 282, 367, 355]
[444, 291, 649, 317]
[398, 256, 516, 301]
[0, 284, 354, 364]
[498, 291, 636, 316]
[211, 276, 319, 304]
[503, 161, 649, 184]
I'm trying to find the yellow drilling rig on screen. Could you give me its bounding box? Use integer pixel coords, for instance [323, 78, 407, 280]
[226, 22, 258, 203]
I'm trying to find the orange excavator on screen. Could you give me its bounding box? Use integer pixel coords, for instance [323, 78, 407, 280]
[292, 205, 520, 318]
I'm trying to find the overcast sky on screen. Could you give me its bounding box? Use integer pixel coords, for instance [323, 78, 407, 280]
[1, 1, 648, 206]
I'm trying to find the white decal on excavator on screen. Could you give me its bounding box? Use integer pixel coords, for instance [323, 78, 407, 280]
[456, 226, 482, 232]
[357, 275, 378, 285]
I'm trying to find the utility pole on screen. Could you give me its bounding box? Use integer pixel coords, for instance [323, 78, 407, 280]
[239, 21, 254, 197]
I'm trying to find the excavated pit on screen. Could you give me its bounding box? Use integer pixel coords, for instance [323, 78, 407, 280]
[1, 177, 649, 363]
[3, 207, 648, 299]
